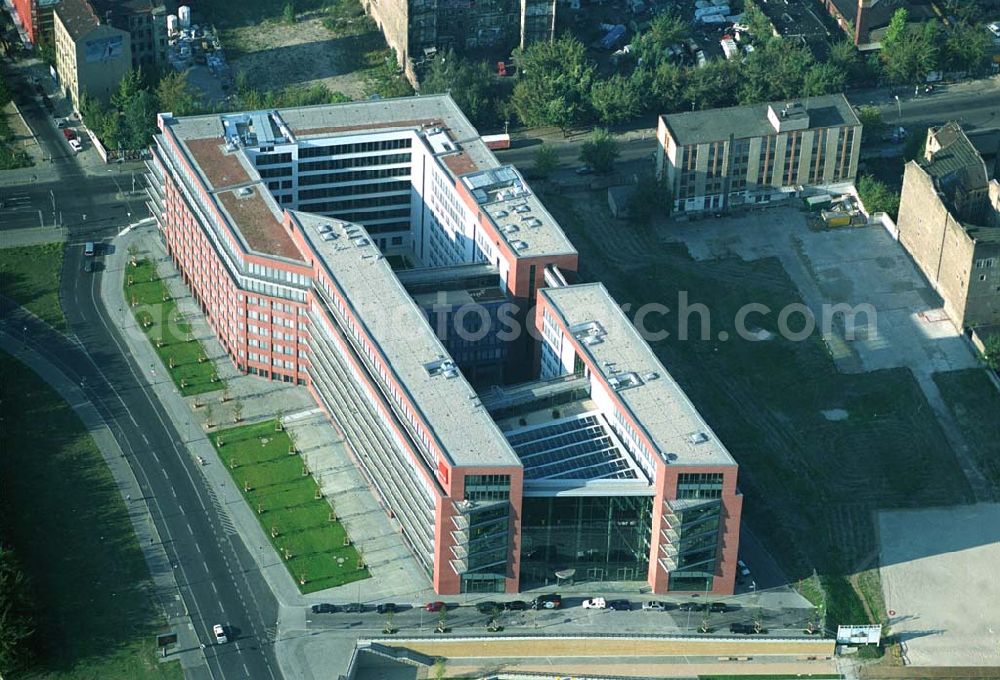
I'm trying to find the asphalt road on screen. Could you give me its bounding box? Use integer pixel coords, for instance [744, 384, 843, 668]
[494, 79, 1000, 171]
[1, 66, 283, 680]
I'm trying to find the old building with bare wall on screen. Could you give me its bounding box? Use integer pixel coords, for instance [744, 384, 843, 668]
[362, 0, 555, 83]
[897, 122, 1000, 331]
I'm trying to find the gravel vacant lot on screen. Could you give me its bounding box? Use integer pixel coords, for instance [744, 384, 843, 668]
[879, 504, 1000, 666]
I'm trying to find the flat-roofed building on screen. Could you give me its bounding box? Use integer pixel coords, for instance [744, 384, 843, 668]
[53, 0, 131, 110]
[656, 94, 862, 214]
[147, 95, 743, 595]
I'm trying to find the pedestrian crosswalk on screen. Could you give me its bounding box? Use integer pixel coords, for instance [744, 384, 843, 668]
[206, 484, 238, 536]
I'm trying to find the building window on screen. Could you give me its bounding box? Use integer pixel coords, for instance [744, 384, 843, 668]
[676, 473, 724, 499]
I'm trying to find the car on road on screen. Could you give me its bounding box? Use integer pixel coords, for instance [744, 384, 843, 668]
[62, 128, 76, 141]
[475, 601, 500, 614]
[84, 241, 96, 257]
[532, 594, 561, 610]
[342, 603, 366, 613]
[729, 622, 765, 635]
[582, 597, 607, 609]
[425, 601, 447, 612]
[678, 601, 706, 612]
[311, 603, 337, 614]
[83, 259, 94, 274]
[213, 623, 227, 644]
[55, 117, 69, 128]
[641, 600, 665, 612]
[68, 138, 83, 153]
[607, 599, 631, 611]
[709, 602, 736, 613]
[575, 165, 594, 175]
[503, 600, 528, 611]
[376, 603, 397, 614]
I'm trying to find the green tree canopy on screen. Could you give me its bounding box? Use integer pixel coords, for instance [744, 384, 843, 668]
[857, 174, 900, 219]
[155, 71, 200, 117]
[682, 59, 740, 110]
[738, 39, 814, 104]
[589, 74, 642, 125]
[880, 9, 939, 84]
[803, 61, 847, 96]
[510, 35, 595, 132]
[941, 21, 991, 74]
[532, 144, 558, 178]
[421, 50, 497, 128]
[579, 127, 619, 173]
[0, 546, 35, 674]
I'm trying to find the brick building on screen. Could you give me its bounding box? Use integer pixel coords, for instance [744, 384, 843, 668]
[820, 0, 935, 49]
[362, 0, 555, 83]
[11, 0, 59, 46]
[897, 122, 1000, 331]
[146, 95, 744, 595]
[656, 94, 861, 214]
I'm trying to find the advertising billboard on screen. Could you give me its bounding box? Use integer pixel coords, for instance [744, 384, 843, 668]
[836, 624, 882, 645]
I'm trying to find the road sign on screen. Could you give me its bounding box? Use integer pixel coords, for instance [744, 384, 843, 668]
[156, 632, 178, 647]
[836, 624, 881, 645]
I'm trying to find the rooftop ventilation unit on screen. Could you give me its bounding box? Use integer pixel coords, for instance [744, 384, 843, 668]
[687, 431, 710, 445]
[352, 237, 369, 247]
[321, 233, 337, 242]
[236, 187, 253, 197]
[502, 225, 519, 234]
[643, 372, 659, 381]
[316, 224, 333, 234]
[525, 218, 542, 228]
[424, 358, 459, 377]
[495, 210, 508, 218]
[515, 205, 531, 214]
[511, 240, 528, 250]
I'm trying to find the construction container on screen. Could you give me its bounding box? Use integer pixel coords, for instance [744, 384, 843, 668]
[178, 5, 191, 28]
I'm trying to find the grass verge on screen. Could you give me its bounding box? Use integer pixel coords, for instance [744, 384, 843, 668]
[123, 258, 223, 396]
[0, 243, 65, 330]
[933, 368, 1000, 488]
[541, 191, 975, 627]
[208, 419, 369, 593]
[0, 351, 181, 680]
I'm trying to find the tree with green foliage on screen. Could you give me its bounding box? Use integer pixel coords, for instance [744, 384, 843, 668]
[579, 127, 619, 173]
[828, 39, 866, 87]
[856, 105, 886, 143]
[532, 144, 558, 178]
[283, 1, 296, 24]
[981, 333, 1000, 371]
[421, 50, 497, 128]
[739, 40, 814, 104]
[0, 546, 35, 674]
[156, 71, 200, 116]
[857, 175, 900, 219]
[941, 22, 991, 75]
[880, 9, 939, 84]
[743, 0, 775, 44]
[121, 89, 159, 149]
[802, 61, 847, 97]
[682, 59, 740, 111]
[627, 172, 671, 225]
[363, 59, 414, 99]
[510, 35, 594, 133]
[589, 74, 642, 125]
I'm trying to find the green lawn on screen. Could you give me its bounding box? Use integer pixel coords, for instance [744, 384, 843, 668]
[0, 351, 182, 680]
[934, 368, 1000, 488]
[208, 420, 369, 593]
[124, 259, 222, 396]
[0, 243, 65, 330]
[542, 190, 975, 628]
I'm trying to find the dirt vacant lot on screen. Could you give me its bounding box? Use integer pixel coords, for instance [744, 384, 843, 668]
[880, 504, 1000, 666]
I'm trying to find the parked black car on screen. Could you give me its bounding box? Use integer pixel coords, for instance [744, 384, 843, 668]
[608, 599, 631, 611]
[532, 594, 562, 610]
[504, 600, 528, 611]
[311, 603, 337, 614]
[678, 602, 706, 612]
[376, 603, 397, 614]
[476, 601, 500, 614]
[709, 602, 738, 613]
[729, 622, 765, 635]
[342, 603, 366, 613]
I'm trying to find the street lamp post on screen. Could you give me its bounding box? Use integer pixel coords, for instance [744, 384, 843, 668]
[894, 94, 901, 123]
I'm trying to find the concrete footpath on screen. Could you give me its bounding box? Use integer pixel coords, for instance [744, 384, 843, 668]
[0, 328, 213, 680]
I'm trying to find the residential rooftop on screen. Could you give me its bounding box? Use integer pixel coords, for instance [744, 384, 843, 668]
[660, 94, 860, 146]
[55, 0, 101, 39]
[291, 209, 522, 469]
[540, 283, 737, 468]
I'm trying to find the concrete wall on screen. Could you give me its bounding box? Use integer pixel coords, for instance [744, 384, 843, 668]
[898, 161, 976, 326]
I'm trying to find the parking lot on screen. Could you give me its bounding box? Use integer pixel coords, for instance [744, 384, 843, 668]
[304, 592, 821, 638]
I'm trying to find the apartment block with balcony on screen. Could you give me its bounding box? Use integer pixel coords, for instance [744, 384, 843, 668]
[656, 94, 862, 215]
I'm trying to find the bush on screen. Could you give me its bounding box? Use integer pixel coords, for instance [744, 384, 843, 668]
[579, 128, 619, 174]
[857, 174, 900, 219]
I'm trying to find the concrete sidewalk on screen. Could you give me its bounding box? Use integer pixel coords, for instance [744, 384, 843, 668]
[105, 226, 437, 679]
[0, 329, 212, 680]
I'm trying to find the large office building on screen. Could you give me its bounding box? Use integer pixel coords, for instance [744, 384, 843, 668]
[147, 95, 742, 595]
[656, 94, 862, 214]
[897, 122, 1000, 332]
